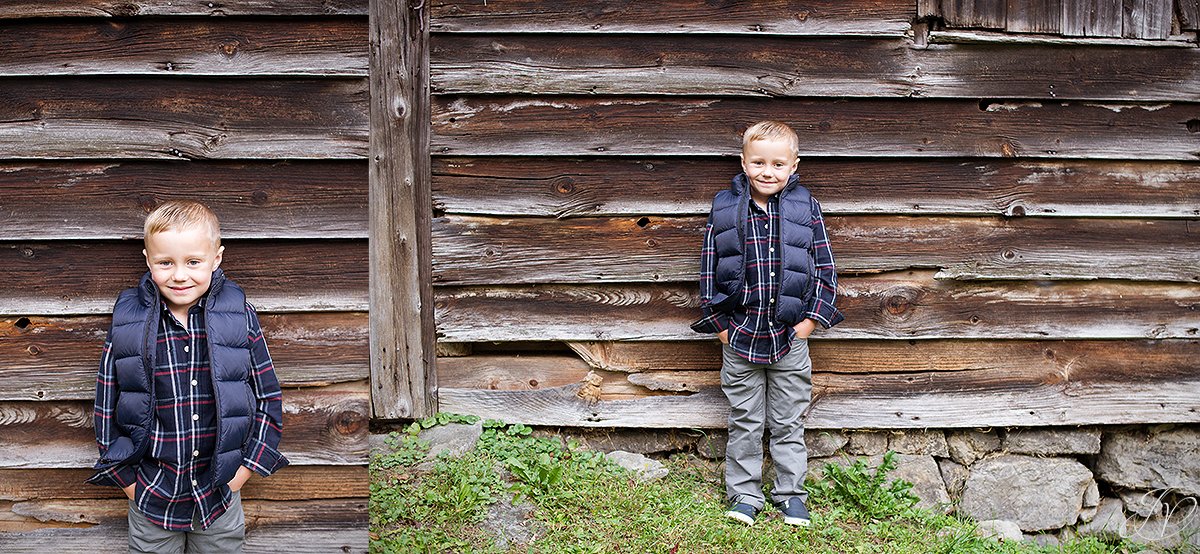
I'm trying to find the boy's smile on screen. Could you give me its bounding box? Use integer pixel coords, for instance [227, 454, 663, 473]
[741, 138, 799, 207]
[144, 227, 224, 322]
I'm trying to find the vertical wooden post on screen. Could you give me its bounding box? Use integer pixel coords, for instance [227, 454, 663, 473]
[368, 0, 436, 418]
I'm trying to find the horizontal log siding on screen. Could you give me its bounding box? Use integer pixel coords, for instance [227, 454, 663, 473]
[0, 8, 367, 552]
[422, 6, 1200, 430]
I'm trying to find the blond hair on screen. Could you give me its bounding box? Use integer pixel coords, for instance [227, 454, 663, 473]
[144, 200, 221, 248]
[742, 120, 799, 156]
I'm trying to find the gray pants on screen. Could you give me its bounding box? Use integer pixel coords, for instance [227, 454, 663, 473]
[721, 338, 813, 510]
[127, 492, 245, 554]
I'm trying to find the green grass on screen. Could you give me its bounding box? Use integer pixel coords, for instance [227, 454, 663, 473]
[370, 416, 1141, 554]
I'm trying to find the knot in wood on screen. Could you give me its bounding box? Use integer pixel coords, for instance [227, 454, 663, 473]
[645, 238, 660, 248]
[19, 247, 35, 259]
[333, 410, 366, 436]
[880, 286, 921, 318]
[221, 41, 240, 57]
[552, 177, 576, 195]
[252, 189, 269, 205]
[138, 194, 157, 213]
[27, 344, 43, 356]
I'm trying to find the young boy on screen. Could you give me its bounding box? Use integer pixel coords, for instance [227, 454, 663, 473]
[692, 121, 844, 527]
[89, 200, 288, 553]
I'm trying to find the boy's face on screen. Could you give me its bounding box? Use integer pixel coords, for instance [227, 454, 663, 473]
[144, 226, 224, 317]
[741, 138, 799, 204]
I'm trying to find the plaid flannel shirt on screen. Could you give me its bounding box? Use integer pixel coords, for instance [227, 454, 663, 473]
[90, 298, 286, 531]
[697, 195, 840, 364]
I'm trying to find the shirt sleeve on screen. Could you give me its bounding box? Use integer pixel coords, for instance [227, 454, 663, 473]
[805, 198, 845, 329]
[87, 328, 138, 488]
[241, 303, 290, 477]
[691, 219, 731, 334]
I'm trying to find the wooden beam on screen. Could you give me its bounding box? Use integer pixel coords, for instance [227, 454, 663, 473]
[428, 0, 915, 36]
[369, 0, 436, 419]
[431, 97, 1200, 160]
[432, 157, 1200, 219]
[0, 382, 369, 468]
[0, 524, 366, 554]
[0, 240, 367, 315]
[0, 313, 368, 401]
[0, 1, 368, 18]
[0, 78, 367, 160]
[430, 35, 1200, 101]
[430, 215, 1200, 284]
[434, 276, 1200, 341]
[0, 18, 367, 76]
[0, 161, 367, 240]
[0, 466, 367, 501]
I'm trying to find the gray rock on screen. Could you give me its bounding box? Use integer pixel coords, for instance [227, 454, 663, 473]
[1078, 504, 1098, 523]
[1096, 426, 1200, 497]
[889, 430, 949, 457]
[1083, 480, 1100, 508]
[1126, 515, 1182, 550]
[937, 458, 969, 501]
[1024, 532, 1061, 548]
[552, 428, 699, 455]
[1077, 498, 1126, 541]
[1004, 428, 1101, 455]
[482, 493, 540, 550]
[1120, 490, 1165, 518]
[419, 422, 484, 459]
[695, 430, 727, 460]
[846, 431, 888, 455]
[806, 429, 849, 457]
[809, 454, 950, 513]
[606, 450, 669, 482]
[976, 520, 1023, 542]
[946, 430, 1001, 466]
[959, 454, 1094, 531]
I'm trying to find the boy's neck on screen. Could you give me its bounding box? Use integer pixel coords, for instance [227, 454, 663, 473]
[750, 191, 771, 209]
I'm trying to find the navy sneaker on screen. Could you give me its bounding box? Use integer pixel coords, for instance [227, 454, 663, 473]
[725, 502, 758, 526]
[775, 498, 811, 526]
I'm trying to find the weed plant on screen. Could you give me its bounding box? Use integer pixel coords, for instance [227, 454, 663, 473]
[370, 415, 1142, 553]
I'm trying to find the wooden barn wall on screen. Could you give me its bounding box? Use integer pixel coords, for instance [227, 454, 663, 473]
[423, 1, 1200, 429]
[0, 3, 369, 552]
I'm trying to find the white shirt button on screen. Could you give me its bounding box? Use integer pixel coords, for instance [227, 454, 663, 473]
[193, 450, 200, 457]
[770, 271, 775, 277]
[190, 379, 198, 387]
[191, 479, 198, 487]
[770, 298, 776, 304]
[192, 414, 199, 421]
[769, 247, 775, 253]
[183, 345, 189, 353]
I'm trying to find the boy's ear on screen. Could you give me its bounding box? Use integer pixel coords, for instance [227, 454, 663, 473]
[143, 248, 150, 269]
[213, 245, 224, 269]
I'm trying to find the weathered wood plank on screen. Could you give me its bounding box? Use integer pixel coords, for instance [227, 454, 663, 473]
[0, 78, 367, 160]
[429, 0, 914, 36]
[438, 355, 673, 399]
[1006, 0, 1063, 33]
[369, 0, 436, 420]
[0, 240, 367, 315]
[432, 97, 1200, 159]
[0, 313, 368, 401]
[941, 0, 1007, 28]
[0, 19, 366, 76]
[430, 35, 1200, 100]
[1179, 0, 1200, 30]
[0, 466, 367, 501]
[0, 161, 367, 240]
[431, 215, 1200, 284]
[928, 29, 1198, 45]
[0, 499, 365, 553]
[440, 379, 1200, 428]
[0, 381, 368, 468]
[432, 157, 1200, 218]
[564, 339, 1200, 375]
[1063, 0, 1124, 36]
[435, 276, 1200, 341]
[0, 1, 368, 18]
[1124, 0, 1173, 39]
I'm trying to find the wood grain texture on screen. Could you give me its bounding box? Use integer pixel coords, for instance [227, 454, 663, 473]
[939, 0, 1007, 28]
[430, 35, 1200, 101]
[0, 161, 367, 240]
[1, 240, 367, 315]
[0, 313, 368, 401]
[432, 157, 1200, 218]
[432, 96, 1200, 159]
[0, 18, 366, 76]
[0, 78, 367, 160]
[0, 466, 366, 501]
[1005, 0, 1063, 33]
[431, 215, 1200, 284]
[1180, 0, 1200, 30]
[0, 382, 369, 468]
[0, 499, 365, 553]
[0, 1, 368, 17]
[429, 0, 914, 35]
[438, 354, 673, 399]
[440, 379, 1200, 428]
[369, 0, 437, 419]
[435, 275, 1200, 341]
[1063, 0, 1124, 36]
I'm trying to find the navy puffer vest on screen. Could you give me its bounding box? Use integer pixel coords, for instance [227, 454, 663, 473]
[97, 269, 255, 488]
[706, 173, 817, 326]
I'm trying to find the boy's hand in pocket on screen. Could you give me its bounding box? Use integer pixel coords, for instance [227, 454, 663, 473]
[123, 483, 136, 500]
[718, 330, 729, 344]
